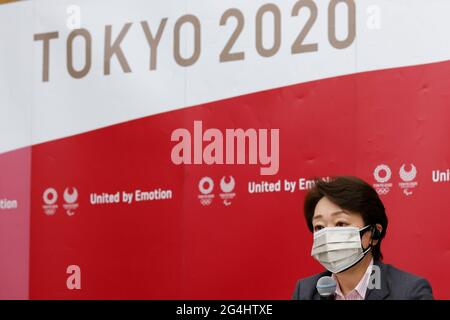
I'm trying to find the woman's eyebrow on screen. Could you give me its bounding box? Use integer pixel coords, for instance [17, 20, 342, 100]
[331, 210, 349, 216]
[313, 210, 349, 221]
[313, 210, 348, 220]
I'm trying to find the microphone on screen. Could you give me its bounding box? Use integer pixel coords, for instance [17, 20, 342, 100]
[316, 276, 336, 300]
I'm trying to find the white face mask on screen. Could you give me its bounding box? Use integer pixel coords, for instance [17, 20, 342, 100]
[311, 225, 372, 274]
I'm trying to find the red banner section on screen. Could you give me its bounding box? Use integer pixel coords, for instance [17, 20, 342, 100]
[0, 148, 30, 299]
[12, 60, 446, 299]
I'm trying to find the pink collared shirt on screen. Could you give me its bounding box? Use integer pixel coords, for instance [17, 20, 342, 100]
[331, 259, 373, 300]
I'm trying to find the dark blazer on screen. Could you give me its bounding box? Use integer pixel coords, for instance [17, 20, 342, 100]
[292, 260, 433, 300]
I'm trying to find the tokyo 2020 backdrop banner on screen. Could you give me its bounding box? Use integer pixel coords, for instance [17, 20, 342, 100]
[0, 0, 449, 299]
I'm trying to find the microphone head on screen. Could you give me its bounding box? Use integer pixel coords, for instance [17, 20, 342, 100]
[316, 276, 337, 297]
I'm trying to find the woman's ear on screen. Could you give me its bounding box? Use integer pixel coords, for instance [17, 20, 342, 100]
[371, 224, 383, 245]
[375, 223, 383, 235]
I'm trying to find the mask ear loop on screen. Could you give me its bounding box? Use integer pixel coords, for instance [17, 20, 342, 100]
[360, 225, 376, 252]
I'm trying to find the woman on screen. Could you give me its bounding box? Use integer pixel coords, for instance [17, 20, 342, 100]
[292, 176, 433, 300]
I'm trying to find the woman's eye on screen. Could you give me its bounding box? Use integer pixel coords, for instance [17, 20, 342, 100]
[314, 226, 324, 232]
[336, 222, 348, 227]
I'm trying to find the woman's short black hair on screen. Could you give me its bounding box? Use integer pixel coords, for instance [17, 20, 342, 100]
[304, 176, 388, 261]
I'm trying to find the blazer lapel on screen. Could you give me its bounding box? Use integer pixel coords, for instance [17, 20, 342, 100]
[365, 260, 390, 300]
